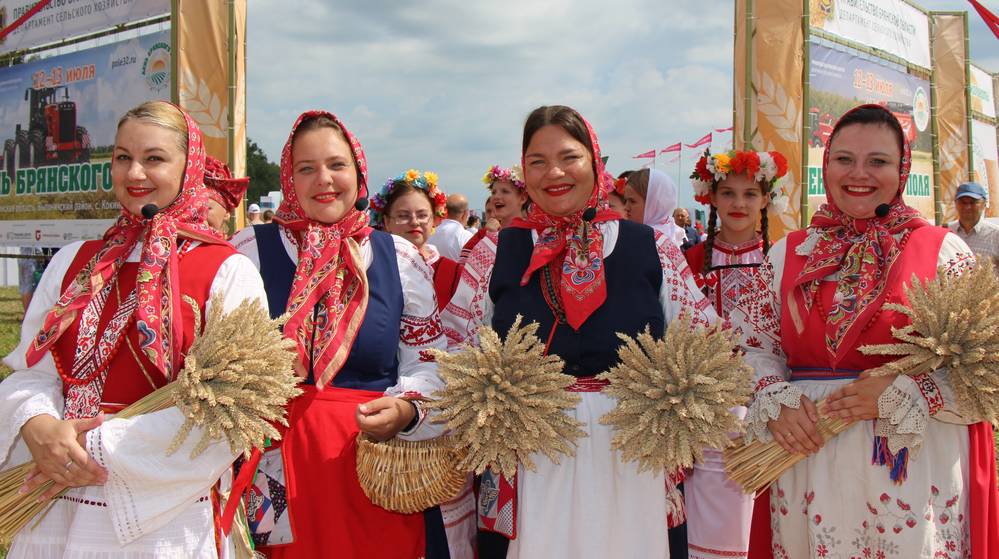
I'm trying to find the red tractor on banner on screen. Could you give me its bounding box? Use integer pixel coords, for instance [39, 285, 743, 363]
[881, 101, 918, 144]
[808, 107, 835, 147]
[3, 86, 91, 178]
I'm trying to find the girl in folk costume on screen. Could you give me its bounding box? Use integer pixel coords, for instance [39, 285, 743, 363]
[442, 105, 717, 558]
[457, 165, 529, 264]
[230, 111, 447, 558]
[203, 155, 250, 238]
[732, 104, 999, 559]
[681, 149, 787, 559]
[622, 168, 687, 248]
[0, 101, 267, 557]
[371, 169, 459, 311]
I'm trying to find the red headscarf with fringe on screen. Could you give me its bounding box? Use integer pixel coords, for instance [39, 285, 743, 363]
[274, 111, 372, 386]
[787, 104, 928, 365]
[27, 103, 222, 377]
[510, 108, 619, 330]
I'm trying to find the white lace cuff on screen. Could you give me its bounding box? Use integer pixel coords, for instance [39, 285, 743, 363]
[6, 394, 61, 457]
[745, 381, 803, 443]
[875, 375, 929, 455]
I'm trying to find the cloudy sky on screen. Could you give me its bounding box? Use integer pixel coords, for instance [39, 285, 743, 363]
[246, 0, 999, 211]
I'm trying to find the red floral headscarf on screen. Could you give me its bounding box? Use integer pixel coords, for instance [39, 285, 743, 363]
[27, 103, 223, 377]
[510, 108, 618, 330]
[274, 110, 373, 387]
[204, 155, 250, 213]
[788, 104, 928, 365]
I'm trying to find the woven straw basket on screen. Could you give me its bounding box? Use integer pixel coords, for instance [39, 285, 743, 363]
[355, 434, 468, 514]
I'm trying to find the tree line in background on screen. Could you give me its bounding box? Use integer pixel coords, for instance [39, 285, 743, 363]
[246, 138, 279, 208]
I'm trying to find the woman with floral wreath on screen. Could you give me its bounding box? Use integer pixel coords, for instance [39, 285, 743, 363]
[0, 100, 267, 556]
[680, 148, 788, 559]
[371, 169, 460, 311]
[455, 165, 529, 266]
[442, 104, 716, 558]
[230, 111, 447, 558]
[732, 104, 998, 559]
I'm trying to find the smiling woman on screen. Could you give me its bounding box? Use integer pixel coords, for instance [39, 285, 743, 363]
[731, 104, 999, 558]
[0, 100, 267, 557]
[441, 104, 720, 559]
[229, 110, 451, 559]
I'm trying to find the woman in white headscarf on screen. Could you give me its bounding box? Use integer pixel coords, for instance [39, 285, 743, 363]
[622, 168, 686, 247]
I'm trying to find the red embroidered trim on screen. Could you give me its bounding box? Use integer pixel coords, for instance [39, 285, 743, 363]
[399, 314, 444, 346]
[688, 543, 749, 557]
[912, 373, 944, 415]
[755, 375, 784, 393]
[565, 376, 609, 392]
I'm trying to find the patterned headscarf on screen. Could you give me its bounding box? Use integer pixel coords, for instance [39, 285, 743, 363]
[27, 103, 222, 377]
[204, 155, 250, 212]
[788, 104, 928, 365]
[274, 110, 373, 387]
[510, 107, 619, 330]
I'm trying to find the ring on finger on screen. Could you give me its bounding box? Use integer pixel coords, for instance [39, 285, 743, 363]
[64, 459, 73, 471]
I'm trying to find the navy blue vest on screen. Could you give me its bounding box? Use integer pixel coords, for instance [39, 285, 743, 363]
[489, 220, 665, 377]
[254, 224, 404, 391]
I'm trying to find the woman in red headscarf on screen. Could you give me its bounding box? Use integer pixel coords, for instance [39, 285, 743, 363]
[443, 105, 717, 558]
[203, 155, 250, 238]
[230, 111, 447, 558]
[0, 100, 267, 556]
[733, 104, 998, 559]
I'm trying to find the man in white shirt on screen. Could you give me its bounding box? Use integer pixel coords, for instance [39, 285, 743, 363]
[428, 193, 474, 260]
[948, 181, 999, 270]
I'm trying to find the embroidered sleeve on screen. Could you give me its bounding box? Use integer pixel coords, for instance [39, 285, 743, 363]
[728, 237, 797, 442]
[388, 236, 447, 441]
[229, 226, 260, 270]
[0, 242, 85, 466]
[939, 232, 976, 277]
[653, 230, 717, 327]
[440, 232, 498, 351]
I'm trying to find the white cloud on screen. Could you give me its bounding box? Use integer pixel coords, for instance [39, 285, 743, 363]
[248, 0, 999, 211]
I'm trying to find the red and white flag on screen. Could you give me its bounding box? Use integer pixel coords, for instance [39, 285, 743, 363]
[633, 149, 657, 159]
[660, 142, 681, 154]
[714, 126, 734, 133]
[969, 0, 999, 40]
[685, 132, 712, 149]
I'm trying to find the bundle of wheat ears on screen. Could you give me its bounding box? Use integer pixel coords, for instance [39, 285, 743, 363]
[726, 261, 999, 494]
[426, 316, 585, 478]
[598, 316, 753, 474]
[0, 295, 299, 546]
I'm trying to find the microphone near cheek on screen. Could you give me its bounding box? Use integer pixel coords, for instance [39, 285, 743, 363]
[874, 203, 891, 218]
[141, 204, 160, 219]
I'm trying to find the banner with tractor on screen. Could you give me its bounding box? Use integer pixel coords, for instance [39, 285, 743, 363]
[805, 41, 934, 220]
[0, 28, 169, 245]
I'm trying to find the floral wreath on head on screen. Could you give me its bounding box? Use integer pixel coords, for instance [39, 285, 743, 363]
[690, 149, 790, 213]
[482, 164, 525, 191]
[370, 168, 447, 226]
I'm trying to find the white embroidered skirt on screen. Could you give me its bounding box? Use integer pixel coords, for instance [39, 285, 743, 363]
[769, 379, 970, 559]
[507, 390, 670, 559]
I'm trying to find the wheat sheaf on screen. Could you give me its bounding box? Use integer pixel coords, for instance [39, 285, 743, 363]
[598, 317, 753, 474]
[426, 316, 585, 477]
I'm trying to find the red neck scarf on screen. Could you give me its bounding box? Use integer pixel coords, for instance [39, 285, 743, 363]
[788, 104, 928, 365]
[510, 114, 618, 330]
[27, 105, 222, 377]
[274, 111, 373, 387]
